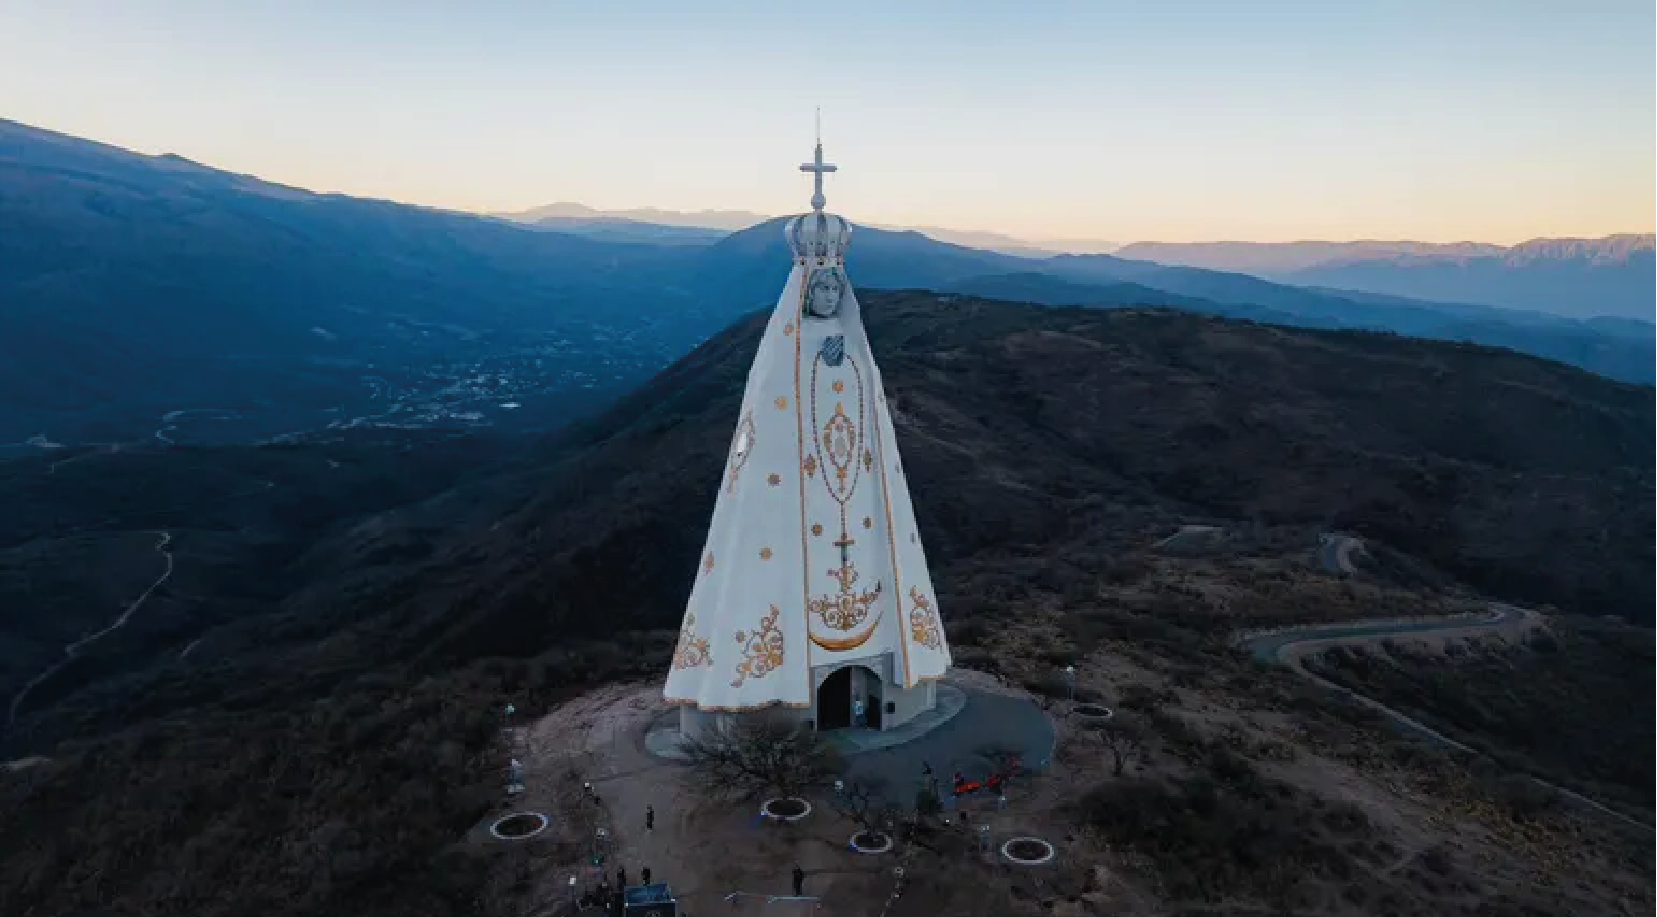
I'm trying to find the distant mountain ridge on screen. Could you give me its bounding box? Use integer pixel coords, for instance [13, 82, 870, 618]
[2, 116, 1650, 447]
[1117, 236, 1656, 321]
[498, 201, 769, 232]
[493, 202, 1121, 256]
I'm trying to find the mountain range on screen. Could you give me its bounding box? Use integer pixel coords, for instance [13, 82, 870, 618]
[494, 201, 1121, 256]
[2, 116, 1653, 917]
[506, 205, 1654, 322]
[1116, 237, 1656, 321]
[2, 116, 1651, 449]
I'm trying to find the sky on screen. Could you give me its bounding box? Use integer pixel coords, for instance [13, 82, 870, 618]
[0, 0, 1652, 244]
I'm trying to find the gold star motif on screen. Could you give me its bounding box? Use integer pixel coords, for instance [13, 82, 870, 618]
[767, 473, 781, 486]
[775, 396, 788, 410]
[863, 516, 873, 529]
[832, 380, 844, 393]
[759, 547, 773, 560]
[811, 523, 824, 536]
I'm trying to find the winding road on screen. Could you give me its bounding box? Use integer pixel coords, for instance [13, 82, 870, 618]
[5, 531, 175, 731]
[1317, 533, 1366, 574]
[1240, 606, 1652, 832]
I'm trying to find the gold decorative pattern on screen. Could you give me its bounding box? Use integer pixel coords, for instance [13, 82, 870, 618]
[808, 560, 884, 631]
[803, 454, 818, 478]
[832, 380, 845, 393]
[909, 586, 942, 650]
[775, 396, 789, 410]
[811, 523, 824, 536]
[809, 351, 866, 508]
[731, 605, 784, 688]
[704, 551, 715, 573]
[811, 619, 881, 652]
[862, 448, 873, 471]
[768, 473, 782, 487]
[759, 547, 773, 560]
[671, 613, 712, 670]
[784, 322, 795, 337]
[863, 516, 873, 529]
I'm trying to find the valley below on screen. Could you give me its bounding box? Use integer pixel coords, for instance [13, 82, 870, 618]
[0, 292, 1651, 917]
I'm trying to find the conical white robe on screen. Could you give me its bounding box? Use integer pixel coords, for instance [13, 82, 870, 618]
[664, 238, 951, 723]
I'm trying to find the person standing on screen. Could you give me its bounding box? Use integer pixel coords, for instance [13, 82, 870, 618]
[792, 864, 806, 897]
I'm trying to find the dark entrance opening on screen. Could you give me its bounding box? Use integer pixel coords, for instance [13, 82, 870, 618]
[818, 668, 852, 729]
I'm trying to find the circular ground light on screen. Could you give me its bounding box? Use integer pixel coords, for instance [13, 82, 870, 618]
[849, 830, 893, 854]
[1073, 703, 1115, 723]
[1001, 836, 1056, 866]
[760, 797, 812, 821]
[489, 811, 550, 841]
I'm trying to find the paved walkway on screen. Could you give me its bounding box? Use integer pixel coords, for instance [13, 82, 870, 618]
[840, 688, 1055, 805]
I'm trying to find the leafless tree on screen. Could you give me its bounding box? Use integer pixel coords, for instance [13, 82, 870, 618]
[828, 777, 901, 840]
[1091, 721, 1143, 777]
[680, 719, 841, 799]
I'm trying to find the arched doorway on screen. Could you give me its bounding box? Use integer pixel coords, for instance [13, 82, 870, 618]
[816, 665, 883, 731]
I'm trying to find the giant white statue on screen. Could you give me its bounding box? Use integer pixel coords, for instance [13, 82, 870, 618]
[664, 131, 951, 740]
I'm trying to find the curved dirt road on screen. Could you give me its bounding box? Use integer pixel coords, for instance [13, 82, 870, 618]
[6, 531, 174, 731]
[1240, 606, 1652, 832]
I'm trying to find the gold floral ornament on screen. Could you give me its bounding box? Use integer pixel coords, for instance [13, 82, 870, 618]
[784, 322, 795, 337]
[731, 604, 784, 688]
[821, 404, 858, 488]
[726, 413, 756, 494]
[775, 396, 788, 410]
[811, 523, 824, 536]
[803, 454, 818, 478]
[862, 516, 873, 529]
[809, 560, 884, 631]
[672, 613, 712, 669]
[759, 547, 773, 560]
[909, 586, 942, 650]
[767, 473, 781, 487]
[832, 380, 845, 393]
[862, 448, 873, 471]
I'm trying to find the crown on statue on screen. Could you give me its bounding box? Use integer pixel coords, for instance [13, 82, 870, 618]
[786, 211, 854, 260]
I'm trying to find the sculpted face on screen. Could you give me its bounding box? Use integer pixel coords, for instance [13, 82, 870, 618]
[805, 266, 845, 319]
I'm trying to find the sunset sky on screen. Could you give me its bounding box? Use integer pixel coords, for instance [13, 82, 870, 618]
[2, 0, 1651, 243]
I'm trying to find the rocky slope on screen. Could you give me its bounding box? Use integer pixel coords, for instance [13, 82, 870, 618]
[0, 292, 1650, 916]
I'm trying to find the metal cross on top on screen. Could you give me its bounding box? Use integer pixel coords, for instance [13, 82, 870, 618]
[800, 107, 837, 212]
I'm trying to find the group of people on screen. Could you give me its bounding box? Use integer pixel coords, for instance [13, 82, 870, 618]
[571, 775, 817, 913]
[580, 864, 660, 913]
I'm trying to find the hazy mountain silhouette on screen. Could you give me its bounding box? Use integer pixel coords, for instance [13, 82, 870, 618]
[496, 201, 770, 231]
[3, 117, 1650, 446]
[497, 202, 1121, 256]
[1118, 237, 1657, 321]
